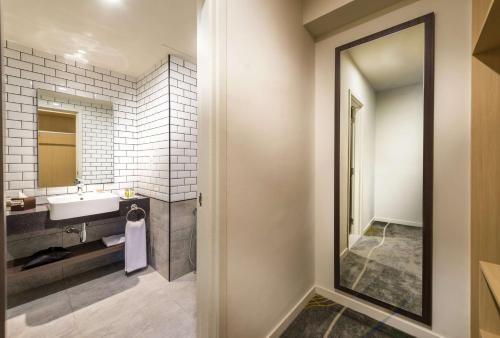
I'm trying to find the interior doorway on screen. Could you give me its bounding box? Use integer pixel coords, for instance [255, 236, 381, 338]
[347, 92, 363, 248]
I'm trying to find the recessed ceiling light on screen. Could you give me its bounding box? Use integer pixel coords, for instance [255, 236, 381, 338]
[102, 0, 121, 4]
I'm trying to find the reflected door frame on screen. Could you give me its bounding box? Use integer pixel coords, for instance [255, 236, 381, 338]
[333, 13, 435, 326]
[347, 91, 364, 249]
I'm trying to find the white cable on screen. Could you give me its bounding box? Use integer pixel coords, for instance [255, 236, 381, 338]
[322, 223, 390, 338]
[351, 223, 389, 291]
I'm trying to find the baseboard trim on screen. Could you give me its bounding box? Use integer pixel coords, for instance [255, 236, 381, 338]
[315, 286, 443, 338]
[374, 217, 423, 227]
[361, 217, 376, 233]
[266, 285, 444, 338]
[340, 247, 348, 257]
[266, 286, 316, 338]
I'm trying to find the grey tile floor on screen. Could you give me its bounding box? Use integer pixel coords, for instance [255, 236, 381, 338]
[7, 266, 196, 338]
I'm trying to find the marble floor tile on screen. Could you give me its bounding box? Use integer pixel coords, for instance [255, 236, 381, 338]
[6, 266, 196, 338]
[339, 223, 423, 316]
[281, 295, 414, 338]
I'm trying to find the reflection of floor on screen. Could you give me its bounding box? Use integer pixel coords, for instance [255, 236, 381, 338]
[281, 294, 414, 338]
[340, 222, 422, 316]
[7, 265, 196, 338]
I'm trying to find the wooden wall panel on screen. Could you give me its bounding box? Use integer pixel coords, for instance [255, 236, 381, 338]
[38, 110, 76, 133]
[37, 110, 77, 188]
[471, 0, 500, 336]
[38, 144, 76, 187]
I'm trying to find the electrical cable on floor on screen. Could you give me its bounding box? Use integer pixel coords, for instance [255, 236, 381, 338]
[322, 222, 390, 338]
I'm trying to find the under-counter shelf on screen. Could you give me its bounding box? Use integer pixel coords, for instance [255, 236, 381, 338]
[7, 240, 124, 279]
[473, 0, 500, 73]
[480, 261, 500, 307]
[482, 329, 500, 338]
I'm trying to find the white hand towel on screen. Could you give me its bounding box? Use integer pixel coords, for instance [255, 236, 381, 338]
[102, 234, 125, 247]
[125, 219, 147, 273]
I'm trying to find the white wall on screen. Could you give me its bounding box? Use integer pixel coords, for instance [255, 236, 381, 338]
[374, 84, 423, 226]
[314, 0, 470, 336]
[302, 0, 352, 23]
[339, 52, 376, 252]
[224, 0, 315, 337]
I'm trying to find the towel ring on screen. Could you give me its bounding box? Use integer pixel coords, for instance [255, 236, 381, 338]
[126, 204, 147, 222]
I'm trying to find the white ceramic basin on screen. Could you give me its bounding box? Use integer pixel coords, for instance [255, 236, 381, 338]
[47, 192, 120, 220]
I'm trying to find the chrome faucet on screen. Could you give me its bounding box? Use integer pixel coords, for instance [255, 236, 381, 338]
[75, 178, 84, 197]
[65, 223, 87, 243]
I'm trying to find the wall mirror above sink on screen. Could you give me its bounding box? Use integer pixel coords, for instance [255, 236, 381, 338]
[334, 14, 434, 325]
[37, 89, 114, 187]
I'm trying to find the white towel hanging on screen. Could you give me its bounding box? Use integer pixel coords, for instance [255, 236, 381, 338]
[125, 218, 147, 273]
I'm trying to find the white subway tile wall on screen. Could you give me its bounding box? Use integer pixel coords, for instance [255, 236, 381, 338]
[136, 59, 170, 201]
[3, 41, 197, 202]
[3, 40, 136, 199]
[168, 56, 197, 202]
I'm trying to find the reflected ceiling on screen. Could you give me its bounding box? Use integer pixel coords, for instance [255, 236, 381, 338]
[347, 24, 424, 92]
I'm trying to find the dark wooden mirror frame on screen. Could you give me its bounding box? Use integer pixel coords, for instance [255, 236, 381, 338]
[333, 13, 435, 326]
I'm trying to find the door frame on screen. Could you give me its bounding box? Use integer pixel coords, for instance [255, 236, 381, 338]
[347, 91, 363, 248]
[0, 1, 5, 335]
[0, 2, 227, 337]
[197, 0, 228, 337]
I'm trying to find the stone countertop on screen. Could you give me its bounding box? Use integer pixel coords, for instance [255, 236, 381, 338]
[6, 195, 150, 236]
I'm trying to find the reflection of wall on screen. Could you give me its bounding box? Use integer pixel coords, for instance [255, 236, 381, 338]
[339, 52, 376, 253]
[374, 84, 423, 226]
[3, 41, 137, 198]
[314, 0, 470, 336]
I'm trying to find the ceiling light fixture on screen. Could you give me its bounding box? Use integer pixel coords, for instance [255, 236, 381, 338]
[102, 0, 121, 4]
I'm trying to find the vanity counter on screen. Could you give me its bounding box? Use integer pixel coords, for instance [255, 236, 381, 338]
[6, 195, 150, 236]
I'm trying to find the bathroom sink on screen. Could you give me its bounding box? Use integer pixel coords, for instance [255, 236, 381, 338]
[47, 192, 120, 220]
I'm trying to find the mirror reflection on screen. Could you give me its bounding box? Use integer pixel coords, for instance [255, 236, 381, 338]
[37, 90, 114, 187]
[338, 23, 425, 316]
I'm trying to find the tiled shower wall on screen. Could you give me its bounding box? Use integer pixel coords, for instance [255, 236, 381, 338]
[136, 60, 170, 201]
[168, 56, 198, 202]
[135, 56, 198, 202]
[3, 41, 197, 203]
[135, 56, 198, 279]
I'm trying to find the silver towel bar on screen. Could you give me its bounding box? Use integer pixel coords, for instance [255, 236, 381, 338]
[126, 204, 146, 222]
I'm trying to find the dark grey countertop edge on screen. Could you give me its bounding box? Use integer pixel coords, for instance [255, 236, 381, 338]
[6, 195, 150, 236]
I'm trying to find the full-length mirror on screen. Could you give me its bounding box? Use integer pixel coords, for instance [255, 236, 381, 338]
[37, 89, 114, 187]
[334, 14, 434, 324]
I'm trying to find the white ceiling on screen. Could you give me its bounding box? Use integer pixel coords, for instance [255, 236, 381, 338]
[347, 24, 425, 92]
[3, 0, 197, 78]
